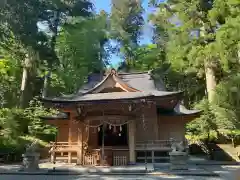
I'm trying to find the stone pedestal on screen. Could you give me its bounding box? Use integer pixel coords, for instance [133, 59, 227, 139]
[21, 153, 40, 171]
[169, 151, 188, 170]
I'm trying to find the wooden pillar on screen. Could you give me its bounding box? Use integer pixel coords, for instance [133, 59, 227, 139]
[68, 112, 72, 163]
[152, 151, 154, 164]
[101, 123, 105, 165]
[128, 120, 136, 164]
[77, 126, 83, 165]
[68, 152, 72, 163]
[68, 112, 72, 143]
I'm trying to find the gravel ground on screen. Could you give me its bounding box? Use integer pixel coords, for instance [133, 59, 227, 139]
[0, 163, 239, 180]
[0, 174, 224, 180]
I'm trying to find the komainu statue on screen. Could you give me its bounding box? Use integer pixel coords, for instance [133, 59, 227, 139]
[169, 138, 188, 170]
[171, 140, 185, 152]
[21, 140, 40, 171]
[25, 141, 39, 154]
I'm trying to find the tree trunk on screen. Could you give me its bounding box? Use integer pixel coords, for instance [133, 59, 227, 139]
[42, 71, 51, 98]
[19, 65, 29, 108]
[19, 49, 37, 108]
[42, 11, 60, 97]
[231, 137, 235, 148]
[205, 63, 217, 103]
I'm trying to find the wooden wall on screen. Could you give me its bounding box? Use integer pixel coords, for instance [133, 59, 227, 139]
[135, 103, 158, 142]
[157, 115, 188, 141]
[45, 104, 191, 145]
[45, 119, 69, 142]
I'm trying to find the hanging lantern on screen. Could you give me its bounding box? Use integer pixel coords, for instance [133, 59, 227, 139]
[118, 133, 121, 137]
[120, 125, 122, 132]
[109, 125, 111, 130]
[98, 126, 101, 132]
[85, 126, 88, 132]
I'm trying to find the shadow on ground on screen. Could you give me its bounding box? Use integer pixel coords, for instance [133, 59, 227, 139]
[0, 164, 223, 180]
[199, 164, 240, 180]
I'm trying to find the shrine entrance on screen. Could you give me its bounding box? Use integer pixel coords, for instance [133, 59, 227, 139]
[98, 124, 128, 146]
[95, 123, 128, 166]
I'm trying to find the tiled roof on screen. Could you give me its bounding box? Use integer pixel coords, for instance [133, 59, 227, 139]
[77, 71, 166, 94]
[119, 72, 166, 91]
[41, 70, 199, 116]
[43, 91, 182, 103]
[42, 70, 183, 103]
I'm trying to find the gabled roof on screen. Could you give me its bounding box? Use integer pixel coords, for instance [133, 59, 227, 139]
[81, 71, 140, 94]
[41, 69, 200, 117]
[76, 70, 166, 95]
[42, 69, 182, 103]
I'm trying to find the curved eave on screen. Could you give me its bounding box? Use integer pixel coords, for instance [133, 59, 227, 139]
[158, 103, 202, 119]
[158, 110, 202, 117]
[41, 91, 183, 104]
[174, 103, 202, 117]
[155, 91, 184, 110]
[79, 73, 111, 95]
[39, 112, 69, 120]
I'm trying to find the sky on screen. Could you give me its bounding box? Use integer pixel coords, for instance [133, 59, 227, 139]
[92, 0, 154, 66]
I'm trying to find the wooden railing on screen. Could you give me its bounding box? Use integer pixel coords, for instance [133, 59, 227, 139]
[83, 154, 98, 165]
[113, 156, 127, 166]
[49, 142, 82, 163]
[49, 142, 101, 165]
[49, 142, 81, 152]
[136, 140, 188, 150]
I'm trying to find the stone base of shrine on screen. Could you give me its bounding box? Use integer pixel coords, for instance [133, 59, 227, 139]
[169, 151, 188, 170]
[128, 162, 136, 165]
[45, 162, 154, 173]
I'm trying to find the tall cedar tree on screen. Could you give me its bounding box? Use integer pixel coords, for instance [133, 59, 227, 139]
[0, 0, 93, 108]
[110, 0, 144, 68]
[150, 0, 240, 102]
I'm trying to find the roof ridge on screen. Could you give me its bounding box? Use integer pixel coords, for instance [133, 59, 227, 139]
[118, 71, 151, 75]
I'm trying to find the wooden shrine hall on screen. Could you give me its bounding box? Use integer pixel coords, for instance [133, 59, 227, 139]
[42, 69, 200, 166]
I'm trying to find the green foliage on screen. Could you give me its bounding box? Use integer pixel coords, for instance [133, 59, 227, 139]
[0, 56, 21, 107]
[186, 99, 217, 139]
[52, 13, 110, 95]
[0, 98, 57, 153]
[186, 74, 240, 143]
[148, 0, 240, 143]
[0, 108, 20, 140]
[110, 0, 144, 62]
[213, 74, 240, 132]
[186, 131, 218, 144]
[25, 98, 57, 141]
[150, 0, 232, 84]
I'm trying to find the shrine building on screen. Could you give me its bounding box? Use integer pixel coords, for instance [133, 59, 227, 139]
[42, 69, 200, 166]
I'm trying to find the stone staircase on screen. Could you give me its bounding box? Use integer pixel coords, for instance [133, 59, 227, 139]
[190, 141, 240, 162]
[217, 144, 240, 162]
